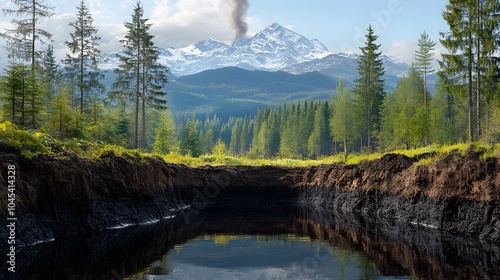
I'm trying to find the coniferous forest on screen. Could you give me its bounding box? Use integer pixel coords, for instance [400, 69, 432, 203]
[1, 0, 500, 162]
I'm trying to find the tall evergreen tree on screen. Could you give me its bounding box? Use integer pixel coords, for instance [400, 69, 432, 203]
[352, 25, 385, 151]
[112, 2, 168, 149]
[279, 103, 300, 158]
[41, 44, 59, 104]
[180, 119, 201, 157]
[380, 67, 427, 149]
[415, 31, 437, 106]
[229, 118, 242, 154]
[239, 117, 249, 155]
[0, 63, 29, 125]
[308, 102, 331, 158]
[331, 79, 358, 155]
[1, 0, 54, 70]
[298, 100, 315, 157]
[153, 109, 178, 155]
[64, 0, 104, 115]
[440, 0, 500, 141]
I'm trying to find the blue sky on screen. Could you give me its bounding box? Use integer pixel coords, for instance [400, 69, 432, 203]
[0, 0, 450, 64]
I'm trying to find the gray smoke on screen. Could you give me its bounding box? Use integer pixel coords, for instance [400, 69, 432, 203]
[229, 0, 249, 41]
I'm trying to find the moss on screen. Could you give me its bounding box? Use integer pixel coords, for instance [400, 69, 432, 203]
[2, 121, 498, 167]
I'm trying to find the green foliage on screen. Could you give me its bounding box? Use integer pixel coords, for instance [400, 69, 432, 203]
[308, 101, 332, 158]
[212, 138, 227, 162]
[331, 79, 359, 155]
[64, 0, 104, 115]
[153, 110, 178, 155]
[1, 0, 54, 67]
[180, 119, 201, 157]
[44, 86, 81, 139]
[440, 0, 500, 141]
[414, 31, 436, 105]
[112, 2, 169, 149]
[0, 63, 30, 126]
[380, 66, 428, 149]
[353, 25, 385, 151]
[482, 106, 500, 144]
[0, 121, 48, 158]
[1, 2, 499, 167]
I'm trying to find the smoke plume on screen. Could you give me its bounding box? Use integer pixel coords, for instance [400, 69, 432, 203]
[228, 0, 249, 41]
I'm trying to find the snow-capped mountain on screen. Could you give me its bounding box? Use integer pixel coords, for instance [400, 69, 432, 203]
[99, 23, 332, 76]
[99, 22, 409, 81]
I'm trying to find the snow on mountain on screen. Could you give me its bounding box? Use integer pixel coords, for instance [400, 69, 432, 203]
[99, 23, 331, 76]
[99, 22, 409, 79]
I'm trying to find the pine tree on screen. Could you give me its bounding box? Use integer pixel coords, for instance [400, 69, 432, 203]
[308, 102, 331, 158]
[353, 25, 385, 151]
[414, 31, 436, 106]
[239, 117, 249, 155]
[0, 63, 29, 125]
[202, 129, 215, 154]
[41, 45, 59, 104]
[279, 102, 300, 158]
[331, 79, 358, 155]
[298, 100, 315, 157]
[153, 109, 177, 155]
[1, 0, 54, 70]
[440, 0, 500, 141]
[112, 2, 168, 149]
[47, 86, 78, 139]
[180, 119, 201, 157]
[64, 0, 104, 115]
[380, 67, 426, 149]
[229, 118, 242, 154]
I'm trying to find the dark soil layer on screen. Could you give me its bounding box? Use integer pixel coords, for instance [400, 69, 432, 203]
[0, 148, 499, 247]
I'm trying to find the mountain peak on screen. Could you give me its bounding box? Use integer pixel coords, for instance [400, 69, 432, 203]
[268, 22, 285, 30]
[99, 23, 406, 77]
[194, 38, 228, 51]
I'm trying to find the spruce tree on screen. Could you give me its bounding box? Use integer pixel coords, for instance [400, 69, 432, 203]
[153, 109, 178, 155]
[380, 67, 427, 149]
[1, 0, 54, 70]
[352, 25, 385, 151]
[0, 63, 29, 125]
[440, 0, 500, 141]
[64, 0, 104, 115]
[239, 117, 249, 155]
[308, 102, 331, 158]
[41, 45, 59, 104]
[180, 119, 201, 157]
[112, 2, 168, 149]
[229, 118, 242, 154]
[415, 31, 436, 106]
[298, 100, 315, 158]
[331, 79, 358, 155]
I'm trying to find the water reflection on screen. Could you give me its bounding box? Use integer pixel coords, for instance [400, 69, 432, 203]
[133, 234, 385, 280]
[3, 207, 499, 279]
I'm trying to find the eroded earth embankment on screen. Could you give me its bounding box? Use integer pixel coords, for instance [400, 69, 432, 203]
[0, 148, 499, 247]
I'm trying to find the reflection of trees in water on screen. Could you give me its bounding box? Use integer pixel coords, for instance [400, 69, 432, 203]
[7, 207, 499, 279]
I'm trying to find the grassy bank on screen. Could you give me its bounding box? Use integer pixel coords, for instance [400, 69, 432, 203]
[1, 121, 499, 167]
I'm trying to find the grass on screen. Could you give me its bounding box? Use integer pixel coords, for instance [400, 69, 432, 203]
[1, 121, 499, 167]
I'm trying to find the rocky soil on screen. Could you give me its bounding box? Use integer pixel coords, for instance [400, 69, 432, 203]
[0, 147, 499, 247]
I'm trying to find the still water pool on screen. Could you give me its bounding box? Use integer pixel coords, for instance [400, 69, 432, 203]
[4, 207, 500, 279]
[142, 233, 405, 280]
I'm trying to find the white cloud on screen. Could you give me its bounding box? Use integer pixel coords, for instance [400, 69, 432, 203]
[149, 0, 234, 47]
[96, 23, 127, 54]
[151, 0, 172, 20]
[386, 39, 417, 64]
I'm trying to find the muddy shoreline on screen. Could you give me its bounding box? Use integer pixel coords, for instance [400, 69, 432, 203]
[0, 149, 499, 247]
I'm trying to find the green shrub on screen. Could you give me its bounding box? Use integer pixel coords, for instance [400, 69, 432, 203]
[0, 121, 48, 158]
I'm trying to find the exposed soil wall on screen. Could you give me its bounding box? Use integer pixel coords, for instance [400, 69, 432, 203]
[0, 148, 499, 247]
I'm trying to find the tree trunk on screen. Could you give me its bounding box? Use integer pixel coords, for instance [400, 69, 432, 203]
[468, 22, 475, 142]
